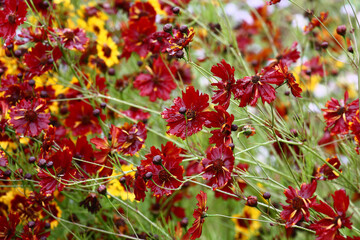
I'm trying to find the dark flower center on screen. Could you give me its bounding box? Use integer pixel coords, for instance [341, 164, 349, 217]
[7, 14, 16, 24]
[221, 123, 231, 135]
[185, 109, 196, 120]
[251, 75, 261, 84]
[24, 110, 38, 122]
[212, 159, 224, 173]
[336, 106, 346, 115]
[333, 216, 343, 228]
[102, 45, 112, 58]
[158, 169, 171, 182]
[126, 133, 136, 143]
[291, 196, 304, 210]
[81, 115, 91, 125]
[276, 54, 283, 61]
[63, 31, 75, 41]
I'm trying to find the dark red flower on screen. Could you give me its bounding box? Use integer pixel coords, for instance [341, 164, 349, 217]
[174, 61, 192, 85]
[141, 141, 183, 167]
[322, 91, 358, 135]
[0, 0, 27, 41]
[274, 61, 302, 98]
[60, 28, 89, 51]
[205, 105, 234, 147]
[0, 150, 7, 167]
[122, 107, 150, 122]
[303, 56, 325, 77]
[148, 31, 172, 54]
[167, 27, 195, 56]
[233, 67, 285, 107]
[117, 122, 147, 155]
[185, 191, 208, 240]
[0, 75, 35, 106]
[161, 86, 210, 139]
[310, 189, 352, 240]
[134, 57, 177, 102]
[24, 42, 62, 78]
[129, 1, 156, 23]
[38, 147, 76, 195]
[315, 156, 342, 181]
[9, 98, 50, 137]
[211, 59, 236, 109]
[267, 0, 281, 5]
[121, 17, 157, 59]
[134, 165, 147, 201]
[273, 42, 300, 66]
[280, 181, 317, 228]
[145, 152, 184, 196]
[64, 101, 105, 136]
[201, 145, 234, 190]
[21, 220, 50, 240]
[0, 212, 20, 240]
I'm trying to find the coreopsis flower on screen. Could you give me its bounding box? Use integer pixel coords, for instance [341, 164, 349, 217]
[233, 67, 285, 107]
[211, 59, 236, 109]
[0, 0, 27, 42]
[185, 191, 208, 240]
[0, 99, 8, 133]
[272, 42, 300, 66]
[0, 75, 35, 106]
[122, 107, 151, 122]
[167, 27, 195, 56]
[24, 42, 62, 78]
[9, 98, 50, 137]
[174, 61, 192, 85]
[205, 105, 235, 147]
[274, 61, 302, 98]
[303, 56, 324, 77]
[64, 101, 105, 136]
[118, 122, 147, 155]
[38, 147, 76, 195]
[0, 150, 7, 167]
[145, 152, 184, 196]
[280, 181, 317, 228]
[21, 220, 50, 239]
[322, 91, 358, 135]
[129, 1, 156, 23]
[133, 165, 147, 201]
[161, 86, 210, 139]
[0, 212, 20, 239]
[232, 206, 261, 239]
[121, 17, 157, 59]
[201, 145, 235, 190]
[60, 28, 89, 51]
[133, 57, 177, 102]
[141, 141, 183, 167]
[96, 33, 120, 67]
[314, 156, 342, 181]
[304, 12, 329, 34]
[148, 31, 172, 53]
[79, 193, 102, 214]
[349, 111, 360, 153]
[242, 125, 256, 138]
[310, 189, 352, 240]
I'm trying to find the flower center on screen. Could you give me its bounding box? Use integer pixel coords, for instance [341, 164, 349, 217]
[334, 216, 343, 228]
[102, 44, 112, 58]
[126, 133, 136, 143]
[185, 109, 196, 120]
[24, 110, 38, 122]
[63, 31, 75, 41]
[7, 14, 16, 24]
[158, 169, 171, 182]
[291, 196, 304, 210]
[212, 159, 224, 173]
[336, 106, 346, 115]
[251, 75, 261, 84]
[81, 115, 91, 125]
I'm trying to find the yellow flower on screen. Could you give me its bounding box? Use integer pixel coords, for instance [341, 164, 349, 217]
[232, 206, 261, 240]
[293, 66, 321, 92]
[96, 33, 120, 67]
[107, 164, 136, 201]
[148, 0, 166, 15]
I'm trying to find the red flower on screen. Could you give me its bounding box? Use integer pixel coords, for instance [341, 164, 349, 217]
[211, 59, 236, 109]
[315, 156, 342, 181]
[145, 153, 184, 197]
[161, 86, 210, 139]
[205, 105, 235, 147]
[121, 17, 156, 59]
[21, 220, 50, 240]
[274, 61, 302, 98]
[186, 191, 208, 240]
[280, 181, 317, 228]
[141, 141, 183, 167]
[201, 145, 234, 190]
[60, 28, 89, 51]
[117, 122, 147, 155]
[0, 0, 27, 41]
[303, 56, 325, 77]
[310, 189, 352, 240]
[148, 31, 172, 54]
[273, 42, 300, 66]
[322, 91, 358, 135]
[267, 0, 281, 5]
[0, 75, 35, 106]
[133, 57, 177, 102]
[0, 212, 20, 240]
[304, 12, 329, 34]
[167, 27, 195, 56]
[129, 1, 156, 23]
[134, 165, 147, 201]
[38, 147, 76, 195]
[9, 98, 50, 137]
[64, 101, 105, 136]
[233, 67, 285, 107]
[24, 42, 62, 78]
[122, 107, 150, 122]
[0, 150, 7, 167]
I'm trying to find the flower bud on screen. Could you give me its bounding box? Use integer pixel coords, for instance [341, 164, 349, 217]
[246, 196, 258, 207]
[336, 25, 347, 36]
